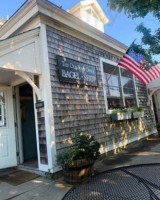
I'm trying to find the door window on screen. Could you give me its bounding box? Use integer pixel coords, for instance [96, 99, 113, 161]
[0, 92, 6, 127]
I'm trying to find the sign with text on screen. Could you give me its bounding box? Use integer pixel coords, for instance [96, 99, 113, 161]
[57, 56, 98, 86]
[35, 101, 44, 109]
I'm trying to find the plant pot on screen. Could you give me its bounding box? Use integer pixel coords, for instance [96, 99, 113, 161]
[63, 159, 95, 184]
[132, 112, 144, 119]
[111, 112, 132, 121]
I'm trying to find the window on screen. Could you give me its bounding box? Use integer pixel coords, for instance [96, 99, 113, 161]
[102, 61, 137, 110]
[0, 92, 6, 127]
[121, 68, 136, 108]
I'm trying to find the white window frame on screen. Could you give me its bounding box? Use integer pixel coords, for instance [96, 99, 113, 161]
[100, 57, 139, 114]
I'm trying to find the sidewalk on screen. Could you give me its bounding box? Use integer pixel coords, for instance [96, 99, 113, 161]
[0, 176, 71, 200]
[0, 133, 160, 200]
[63, 133, 160, 200]
[94, 133, 160, 173]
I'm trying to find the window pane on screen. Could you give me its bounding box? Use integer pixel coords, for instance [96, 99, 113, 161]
[121, 68, 134, 89]
[123, 88, 135, 97]
[125, 98, 136, 108]
[121, 68, 137, 108]
[108, 98, 123, 109]
[121, 68, 133, 78]
[104, 63, 123, 109]
[104, 64, 120, 90]
[0, 92, 6, 127]
[107, 86, 121, 97]
[105, 74, 119, 87]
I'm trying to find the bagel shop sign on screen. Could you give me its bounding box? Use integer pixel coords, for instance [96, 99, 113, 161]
[57, 56, 98, 86]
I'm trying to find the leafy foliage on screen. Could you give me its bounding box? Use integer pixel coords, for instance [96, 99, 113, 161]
[110, 106, 144, 114]
[56, 131, 100, 168]
[107, 0, 160, 63]
[56, 148, 75, 168]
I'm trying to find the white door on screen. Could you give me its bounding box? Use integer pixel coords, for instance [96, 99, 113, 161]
[0, 87, 17, 169]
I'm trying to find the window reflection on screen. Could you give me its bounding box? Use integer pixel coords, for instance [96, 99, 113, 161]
[121, 68, 136, 108]
[103, 63, 123, 109]
[0, 92, 6, 127]
[103, 63, 136, 109]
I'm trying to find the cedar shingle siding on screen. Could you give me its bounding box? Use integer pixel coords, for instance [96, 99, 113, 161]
[46, 25, 156, 154]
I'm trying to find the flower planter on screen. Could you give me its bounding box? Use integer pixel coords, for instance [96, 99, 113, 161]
[110, 112, 132, 121]
[132, 112, 144, 119]
[63, 159, 95, 184]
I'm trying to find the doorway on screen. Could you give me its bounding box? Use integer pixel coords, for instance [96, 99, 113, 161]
[16, 83, 38, 168]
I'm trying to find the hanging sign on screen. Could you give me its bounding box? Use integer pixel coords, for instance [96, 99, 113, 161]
[57, 56, 98, 86]
[35, 101, 44, 109]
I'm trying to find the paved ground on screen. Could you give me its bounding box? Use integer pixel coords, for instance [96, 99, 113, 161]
[63, 164, 160, 200]
[94, 133, 160, 173]
[1, 133, 160, 200]
[0, 176, 71, 200]
[63, 133, 160, 200]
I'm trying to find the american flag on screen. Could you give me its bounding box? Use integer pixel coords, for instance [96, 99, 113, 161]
[118, 49, 160, 85]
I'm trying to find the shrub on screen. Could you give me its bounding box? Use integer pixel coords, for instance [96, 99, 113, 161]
[56, 131, 100, 168]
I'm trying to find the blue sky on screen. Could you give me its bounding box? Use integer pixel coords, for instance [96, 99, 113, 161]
[0, 0, 157, 48]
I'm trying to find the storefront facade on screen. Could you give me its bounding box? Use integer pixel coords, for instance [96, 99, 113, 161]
[0, 0, 157, 173]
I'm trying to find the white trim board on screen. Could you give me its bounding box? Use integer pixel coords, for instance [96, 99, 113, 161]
[38, 24, 57, 172]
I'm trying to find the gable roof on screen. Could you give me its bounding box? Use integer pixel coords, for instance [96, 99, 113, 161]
[68, 0, 108, 24]
[0, 0, 127, 55]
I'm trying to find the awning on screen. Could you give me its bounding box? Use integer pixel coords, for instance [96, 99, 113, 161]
[0, 28, 42, 100]
[0, 28, 41, 74]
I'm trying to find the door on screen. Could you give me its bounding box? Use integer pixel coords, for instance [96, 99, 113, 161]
[19, 84, 37, 162]
[0, 87, 17, 169]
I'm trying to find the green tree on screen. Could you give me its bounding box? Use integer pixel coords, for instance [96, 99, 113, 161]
[107, 0, 160, 64]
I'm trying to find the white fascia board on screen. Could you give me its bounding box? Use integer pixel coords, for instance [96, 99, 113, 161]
[0, 0, 38, 39]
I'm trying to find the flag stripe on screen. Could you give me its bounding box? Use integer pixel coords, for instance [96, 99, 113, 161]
[124, 55, 153, 81]
[118, 50, 160, 85]
[149, 68, 157, 79]
[120, 56, 151, 82]
[119, 60, 149, 84]
[155, 66, 160, 74]
[119, 62, 148, 84]
[151, 67, 159, 78]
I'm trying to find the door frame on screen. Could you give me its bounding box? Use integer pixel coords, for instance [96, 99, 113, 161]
[14, 83, 40, 169]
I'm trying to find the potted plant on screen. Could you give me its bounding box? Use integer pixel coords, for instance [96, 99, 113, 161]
[110, 108, 132, 121]
[132, 106, 144, 119]
[56, 131, 100, 184]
